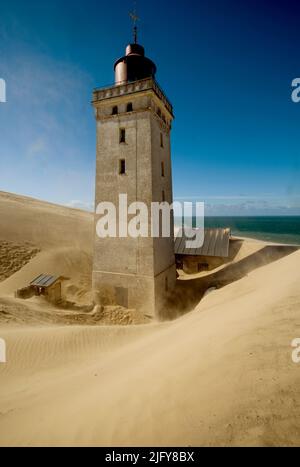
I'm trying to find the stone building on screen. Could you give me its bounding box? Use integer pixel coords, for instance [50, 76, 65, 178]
[92, 36, 176, 316]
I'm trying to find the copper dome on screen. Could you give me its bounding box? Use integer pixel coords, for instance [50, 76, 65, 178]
[114, 43, 157, 84]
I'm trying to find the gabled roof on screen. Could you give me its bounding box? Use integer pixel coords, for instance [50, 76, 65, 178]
[175, 228, 231, 258]
[30, 274, 60, 288]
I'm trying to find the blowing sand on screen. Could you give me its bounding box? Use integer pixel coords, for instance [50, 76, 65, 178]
[0, 191, 300, 446]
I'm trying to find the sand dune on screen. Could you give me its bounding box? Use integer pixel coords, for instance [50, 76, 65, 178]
[0, 191, 94, 305]
[0, 191, 300, 446]
[1, 250, 300, 446]
[0, 240, 39, 282]
[0, 248, 92, 303]
[0, 191, 94, 250]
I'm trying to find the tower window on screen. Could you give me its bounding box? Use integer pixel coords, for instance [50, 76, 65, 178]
[119, 159, 126, 175]
[119, 128, 126, 143]
[162, 190, 166, 202]
[112, 106, 118, 115]
[127, 102, 133, 112]
[165, 277, 169, 292]
[160, 133, 164, 148]
[161, 161, 165, 177]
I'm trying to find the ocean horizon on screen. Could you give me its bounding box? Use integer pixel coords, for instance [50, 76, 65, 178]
[174, 215, 300, 245]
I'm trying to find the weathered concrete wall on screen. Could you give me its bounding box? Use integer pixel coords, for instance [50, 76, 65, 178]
[46, 282, 61, 304]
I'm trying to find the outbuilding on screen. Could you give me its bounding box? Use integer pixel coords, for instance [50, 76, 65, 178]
[16, 274, 63, 304]
[30, 274, 62, 303]
[175, 228, 231, 274]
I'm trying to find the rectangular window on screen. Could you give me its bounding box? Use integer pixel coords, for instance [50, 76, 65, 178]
[120, 128, 126, 143]
[160, 133, 164, 148]
[161, 161, 165, 177]
[162, 190, 165, 202]
[198, 263, 209, 272]
[119, 159, 126, 175]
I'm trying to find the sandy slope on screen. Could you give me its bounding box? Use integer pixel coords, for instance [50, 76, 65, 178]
[0, 191, 300, 446]
[0, 249, 300, 446]
[0, 190, 93, 250]
[0, 191, 94, 304]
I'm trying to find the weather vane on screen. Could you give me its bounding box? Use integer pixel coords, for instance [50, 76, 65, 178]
[129, 1, 140, 44]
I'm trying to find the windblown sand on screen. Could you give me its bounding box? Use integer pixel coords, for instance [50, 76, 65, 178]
[0, 191, 300, 446]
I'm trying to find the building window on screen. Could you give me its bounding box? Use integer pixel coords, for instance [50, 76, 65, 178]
[119, 159, 126, 175]
[112, 106, 118, 115]
[165, 277, 169, 292]
[157, 108, 161, 117]
[127, 102, 133, 112]
[119, 128, 126, 143]
[160, 133, 164, 148]
[162, 190, 165, 202]
[161, 161, 165, 177]
[198, 263, 209, 272]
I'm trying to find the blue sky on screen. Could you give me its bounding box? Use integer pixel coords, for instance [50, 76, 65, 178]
[0, 0, 300, 215]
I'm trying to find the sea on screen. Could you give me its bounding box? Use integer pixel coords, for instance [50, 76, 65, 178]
[174, 216, 300, 246]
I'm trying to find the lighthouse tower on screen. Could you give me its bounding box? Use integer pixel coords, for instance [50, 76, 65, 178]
[92, 24, 176, 316]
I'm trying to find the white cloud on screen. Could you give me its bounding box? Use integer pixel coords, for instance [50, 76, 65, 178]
[66, 200, 94, 212]
[173, 195, 300, 216]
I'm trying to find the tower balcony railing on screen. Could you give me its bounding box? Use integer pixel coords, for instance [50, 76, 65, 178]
[93, 77, 173, 116]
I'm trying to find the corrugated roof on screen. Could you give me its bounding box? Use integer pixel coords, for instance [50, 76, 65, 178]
[30, 274, 60, 288]
[175, 228, 231, 258]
